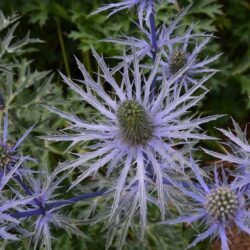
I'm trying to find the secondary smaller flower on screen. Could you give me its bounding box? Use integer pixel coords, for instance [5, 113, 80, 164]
[164, 161, 250, 250]
[106, 9, 211, 74]
[106, 9, 219, 88]
[160, 35, 220, 88]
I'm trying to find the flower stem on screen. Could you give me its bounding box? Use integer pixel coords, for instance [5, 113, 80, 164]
[11, 208, 44, 219]
[10, 178, 199, 219]
[56, 18, 70, 76]
[173, 0, 181, 12]
[149, 3, 158, 98]
[10, 189, 107, 219]
[149, 13, 157, 61]
[47, 189, 108, 210]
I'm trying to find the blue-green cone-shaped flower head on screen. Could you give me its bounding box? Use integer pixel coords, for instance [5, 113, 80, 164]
[205, 187, 238, 222]
[117, 100, 154, 146]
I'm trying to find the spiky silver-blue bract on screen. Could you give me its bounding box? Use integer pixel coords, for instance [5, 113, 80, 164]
[203, 120, 250, 195]
[204, 120, 250, 172]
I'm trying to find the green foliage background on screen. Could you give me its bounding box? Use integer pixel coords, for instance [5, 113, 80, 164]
[0, 0, 249, 249]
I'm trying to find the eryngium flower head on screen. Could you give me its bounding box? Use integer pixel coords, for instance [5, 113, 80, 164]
[92, 0, 174, 27]
[117, 100, 154, 145]
[165, 161, 250, 250]
[105, 8, 189, 60]
[205, 187, 238, 222]
[43, 49, 220, 228]
[106, 9, 219, 82]
[160, 35, 221, 88]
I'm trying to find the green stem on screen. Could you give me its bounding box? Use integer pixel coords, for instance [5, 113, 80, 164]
[174, 0, 181, 12]
[56, 18, 70, 76]
[83, 50, 92, 77]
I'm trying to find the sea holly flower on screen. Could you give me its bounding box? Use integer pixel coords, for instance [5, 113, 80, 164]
[106, 10, 219, 87]
[43, 48, 220, 228]
[107, 9, 210, 72]
[92, 0, 174, 27]
[164, 161, 250, 250]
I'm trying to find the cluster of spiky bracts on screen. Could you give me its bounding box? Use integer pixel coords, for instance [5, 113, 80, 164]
[1, 1, 250, 250]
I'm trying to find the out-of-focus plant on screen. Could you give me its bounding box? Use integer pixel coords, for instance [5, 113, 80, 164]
[0, 10, 65, 162]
